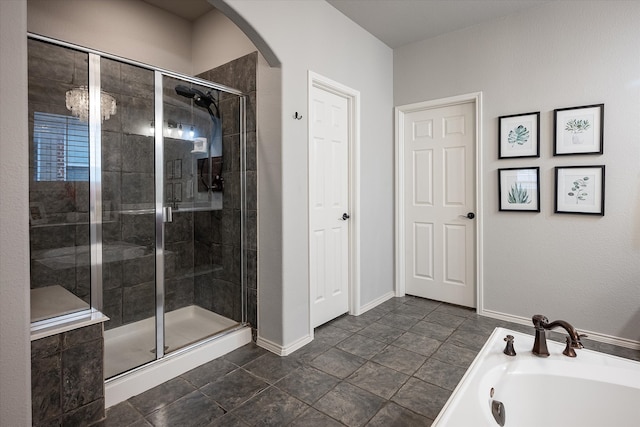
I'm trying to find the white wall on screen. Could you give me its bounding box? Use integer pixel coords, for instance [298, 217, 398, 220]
[0, 0, 31, 424]
[192, 8, 257, 74]
[217, 0, 395, 348]
[28, 0, 193, 74]
[395, 1, 640, 343]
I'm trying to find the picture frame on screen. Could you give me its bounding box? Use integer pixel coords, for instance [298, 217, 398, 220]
[553, 104, 604, 155]
[498, 112, 540, 159]
[498, 167, 540, 212]
[29, 202, 47, 225]
[555, 165, 605, 215]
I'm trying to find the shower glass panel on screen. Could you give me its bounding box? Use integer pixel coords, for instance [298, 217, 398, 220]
[101, 58, 157, 377]
[161, 75, 244, 356]
[28, 39, 92, 322]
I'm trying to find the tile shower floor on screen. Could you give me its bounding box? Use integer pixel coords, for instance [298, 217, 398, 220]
[105, 296, 640, 426]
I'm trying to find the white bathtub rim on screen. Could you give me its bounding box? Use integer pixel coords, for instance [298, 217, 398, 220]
[432, 327, 504, 427]
[479, 309, 640, 350]
[432, 327, 640, 426]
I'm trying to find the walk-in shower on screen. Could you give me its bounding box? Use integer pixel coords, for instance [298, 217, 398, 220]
[27, 35, 249, 387]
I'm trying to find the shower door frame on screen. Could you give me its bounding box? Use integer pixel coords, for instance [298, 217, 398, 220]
[28, 33, 249, 369]
[152, 70, 249, 361]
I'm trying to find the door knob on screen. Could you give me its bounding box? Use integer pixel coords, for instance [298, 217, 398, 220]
[340, 213, 350, 221]
[466, 212, 475, 219]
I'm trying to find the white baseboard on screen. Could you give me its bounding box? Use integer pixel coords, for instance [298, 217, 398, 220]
[479, 308, 640, 350]
[477, 309, 531, 328]
[257, 334, 313, 356]
[257, 291, 398, 356]
[359, 291, 396, 315]
[105, 327, 251, 408]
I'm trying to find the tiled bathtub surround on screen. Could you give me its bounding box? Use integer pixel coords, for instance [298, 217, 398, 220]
[32, 324, 105, 426]
[105, 297, 640, 426]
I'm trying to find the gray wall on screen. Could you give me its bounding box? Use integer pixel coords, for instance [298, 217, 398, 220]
[221, 0, 395, 349]
[192, 8, 257, 73]
[0, 0, 31, 424]
[28, 0, 193, 75]
[394, 1, 640, 343]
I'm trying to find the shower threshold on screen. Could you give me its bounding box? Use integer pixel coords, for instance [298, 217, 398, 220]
[104, 305, 238, 379]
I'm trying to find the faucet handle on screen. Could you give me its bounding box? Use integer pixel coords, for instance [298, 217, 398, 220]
[503, 335, 516, 356]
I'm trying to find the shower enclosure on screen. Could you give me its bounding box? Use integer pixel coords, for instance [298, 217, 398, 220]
[28, 35, 249, 380]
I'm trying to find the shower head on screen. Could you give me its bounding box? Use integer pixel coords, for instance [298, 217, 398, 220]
[175, 85, 219, 118]
[175, 85, 209, 108]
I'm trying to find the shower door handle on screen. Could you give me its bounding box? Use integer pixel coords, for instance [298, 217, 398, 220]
[163, 206, 173, 223]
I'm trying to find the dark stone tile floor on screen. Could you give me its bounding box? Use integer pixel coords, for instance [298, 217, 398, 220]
[105, 296, 640, 426]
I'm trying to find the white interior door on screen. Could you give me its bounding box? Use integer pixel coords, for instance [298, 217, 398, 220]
[403, 101, 476, 307]
[309, 85, 350, 327]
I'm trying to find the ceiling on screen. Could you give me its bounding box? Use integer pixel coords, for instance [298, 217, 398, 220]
[141, 0, 214, 21]
[327, 0, 550, 48]
[141, 0, 549, 48]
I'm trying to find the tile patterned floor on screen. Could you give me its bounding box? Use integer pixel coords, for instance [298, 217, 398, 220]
[105, 296, 640, 426]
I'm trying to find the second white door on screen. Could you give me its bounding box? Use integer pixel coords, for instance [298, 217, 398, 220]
[309, 84, 350, 327]
[403, 101, 476, 307]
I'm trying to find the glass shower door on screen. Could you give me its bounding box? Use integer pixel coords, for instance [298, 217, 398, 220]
[161, 74, 243, 355]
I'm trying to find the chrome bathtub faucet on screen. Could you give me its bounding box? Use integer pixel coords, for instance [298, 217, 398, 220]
[531, 314, 586, 357]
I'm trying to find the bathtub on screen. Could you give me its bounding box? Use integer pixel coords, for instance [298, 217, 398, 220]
[432, 327, 640, 427]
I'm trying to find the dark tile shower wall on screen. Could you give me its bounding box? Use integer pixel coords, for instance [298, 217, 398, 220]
[31, 324, 105, 426]
[197, 52, 258, 332]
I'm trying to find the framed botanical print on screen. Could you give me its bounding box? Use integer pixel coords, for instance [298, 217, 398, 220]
[554, 104, 604, 155]
[498, 167, 540, 212]
[555, 165, 605, 215]
[498, 112, 540, 158]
